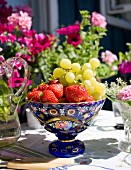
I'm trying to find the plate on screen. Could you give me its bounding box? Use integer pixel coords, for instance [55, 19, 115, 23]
[49, 164, 112, 170]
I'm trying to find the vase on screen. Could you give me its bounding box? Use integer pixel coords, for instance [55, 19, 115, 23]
[0, 106, 21, 147]
[112, 101, 123, 129]
[0, 57, 29, 147]
[118, 102, 131, 152]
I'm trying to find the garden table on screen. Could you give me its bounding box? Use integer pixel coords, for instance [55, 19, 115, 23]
[0, 110, 131, 170]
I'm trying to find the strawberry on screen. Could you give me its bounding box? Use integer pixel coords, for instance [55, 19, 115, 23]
[41, 90, 59, 103]
[86, 95, 94, 102]
[48, 83, 63, 99]
[27, 90, 43, 102]
[65, 85, 89, 103]
[38, 83, 49, 91]
[48, 79, 59, 85]
[32, 87, 39, 91]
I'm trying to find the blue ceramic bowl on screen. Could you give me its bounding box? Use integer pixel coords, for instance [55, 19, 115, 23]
[28, 99, 105, 158]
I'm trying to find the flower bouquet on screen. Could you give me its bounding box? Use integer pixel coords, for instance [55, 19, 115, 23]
[105, 78, 131, 153]
[118, 43, 131, 84]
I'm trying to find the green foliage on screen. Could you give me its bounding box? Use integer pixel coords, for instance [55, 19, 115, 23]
[36, 10, 108, 82]
[0, 79, 25, 121]
[119, 43, 131, 63]
[105, 78, 127, 102]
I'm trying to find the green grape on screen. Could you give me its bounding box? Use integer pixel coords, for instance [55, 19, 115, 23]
[87, 86, 94, 95]
[75, 74, 82, 82]
[65, 72, 75, 83]
[94, 82, 105, 95]
[89, 58, 100, 69]
[71, 63, 81, 72]
[83, 69, 94, 80]
[92, 92, 102, 101]
[90, 77, 97, 86]
[83, 80, 92, 88]
[53, 68, 65, 78]
[82, 63, 92, 70]
[60, 59, 71, 69]
[83, 80, 94, 94]
[59, 75, 68, 86]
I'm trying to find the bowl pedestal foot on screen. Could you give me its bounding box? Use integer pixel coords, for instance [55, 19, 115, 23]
[49, 139, 85, 158]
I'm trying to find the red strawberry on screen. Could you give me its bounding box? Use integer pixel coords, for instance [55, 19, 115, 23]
[86, 95, 94, 102]
[27, 90, 43, 102]
[41, 90, 59, 103]
[48, 83, 63, 99]
[65, 85, 89, 103]
[38, 83, 49, 91]
[32, 87, 39, 91]
[48, 79, 59, 85]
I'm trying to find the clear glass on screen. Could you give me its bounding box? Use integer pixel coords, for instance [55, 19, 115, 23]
[118, 102, 131, 165]
[112, 101, 123, 128]
[0, 57, 29, 147]
[0, 102, 21, 147]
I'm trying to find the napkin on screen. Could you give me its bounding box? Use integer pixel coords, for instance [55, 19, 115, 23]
[0, 142, 49, 161]
[0, 143, 74, 170]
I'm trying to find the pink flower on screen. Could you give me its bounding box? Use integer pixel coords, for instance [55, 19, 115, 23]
[0, 47, 3, 52]
[0, 55, 4, 62]
[91, 12, 107, 28]
[8, 11, 32, 30]
[8, 33, 16, 43]
[101, 50, 118, 65]
[12, 60, 23, 70]
[56, 24, 81, 47]
[12, 69, 20, 78]
[21, 54, 33, 63]
[7, 24, 14, 33]
[0, 34, 8, 43]
[119, 61, 131, 74]
[111, 66, 118, 71]
[7, 13, 19, 27]
[56, 24, 80, 35]
[7, 68, 32, 88]
[117, 85, 131, 101]
[67, 33, 82, 47]
[8, 77, 32, 88]
[23, 34, 54, 57]
[0, 23, 7, 34]
[35, 33, 46, 43]
[19, 11, 32, 30]
[23, 29, 36, 37]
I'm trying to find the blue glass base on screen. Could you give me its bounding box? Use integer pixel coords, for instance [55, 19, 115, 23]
[49, 139, 85, 158]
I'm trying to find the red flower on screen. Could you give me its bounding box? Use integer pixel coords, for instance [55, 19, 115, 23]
[0, 34, 8, 43]
[67, 33, 82, 47]
[56, 24, 80, 35]
[119, 61, 131, 74]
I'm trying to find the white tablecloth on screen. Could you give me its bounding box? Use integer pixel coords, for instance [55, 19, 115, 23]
[19, 110, 131, 170]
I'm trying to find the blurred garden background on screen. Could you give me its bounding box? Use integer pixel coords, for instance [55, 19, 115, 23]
[2, 0, 131, 113]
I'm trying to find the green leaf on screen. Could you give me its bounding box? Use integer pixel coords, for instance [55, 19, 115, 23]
[0, 79, 10, 96]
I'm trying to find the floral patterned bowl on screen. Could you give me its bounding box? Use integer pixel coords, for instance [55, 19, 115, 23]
[28, 99, 105, 158]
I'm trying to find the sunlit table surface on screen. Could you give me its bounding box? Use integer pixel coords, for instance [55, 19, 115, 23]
[17, 110, 131, 170]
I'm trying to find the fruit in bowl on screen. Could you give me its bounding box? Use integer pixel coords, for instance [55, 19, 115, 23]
[27, 58, 106, 158]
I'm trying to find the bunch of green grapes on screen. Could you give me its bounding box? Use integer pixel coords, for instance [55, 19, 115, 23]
[53, 58, 105, 100]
